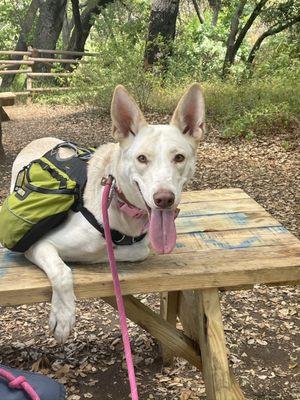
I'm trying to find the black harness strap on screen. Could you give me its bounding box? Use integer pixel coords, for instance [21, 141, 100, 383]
[79, 206, 147, 246]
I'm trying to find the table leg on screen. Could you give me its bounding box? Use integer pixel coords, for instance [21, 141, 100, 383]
[195, 288, 244, 400]
[0, 107, 10, 122]
[160, 291, 179, 365]
[104, 295, 202, 369]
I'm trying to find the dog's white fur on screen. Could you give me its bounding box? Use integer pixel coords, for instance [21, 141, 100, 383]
[10, 84, 205, 343]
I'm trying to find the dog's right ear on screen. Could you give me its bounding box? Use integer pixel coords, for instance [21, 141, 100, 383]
[111, 85, 147, 142]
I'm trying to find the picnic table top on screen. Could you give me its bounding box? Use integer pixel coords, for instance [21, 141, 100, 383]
[0, 188, 299, 306]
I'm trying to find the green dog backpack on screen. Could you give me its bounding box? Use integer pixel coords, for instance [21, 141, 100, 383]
[0, 142, 95, 252]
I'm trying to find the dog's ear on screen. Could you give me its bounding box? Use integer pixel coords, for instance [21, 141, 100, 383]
[171, 83, 205, 141]
[111, 85, 147, 141]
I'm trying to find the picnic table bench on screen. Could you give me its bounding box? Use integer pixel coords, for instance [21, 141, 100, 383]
[0, 188, 299, 400]
[0, 92, 16, 158]
[0, 92, 16, 121]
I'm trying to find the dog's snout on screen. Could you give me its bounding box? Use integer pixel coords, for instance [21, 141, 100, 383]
[153, 190, 175, 209]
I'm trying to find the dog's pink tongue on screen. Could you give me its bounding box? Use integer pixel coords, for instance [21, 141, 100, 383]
[149, 209, 177, 254]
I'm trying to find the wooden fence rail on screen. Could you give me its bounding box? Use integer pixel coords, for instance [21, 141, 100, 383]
[0, 47, 99, 97]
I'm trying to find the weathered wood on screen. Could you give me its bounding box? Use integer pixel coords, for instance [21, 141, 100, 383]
[0, 188, 299, 307]
[180, 188, 250, 202]
[0, 107, 10, 122]
[12, 91, 30, 96]
[28, 72, 72, 77]
[178, 290, 199, 341]
[0, 50, 32, 56]
[176, 209, 279, 234]
[0, 69, 32, 75]
[0, 93, 16, 107]
[0, 243, 299, 306]
[35, 48, 99, 56]
[29, 87, 72, 93]
[175, 226, 299, 253]
[160, 291, 179, 365]
[28, 57, 87, 64]
[196, 288, 244, 399]
[0, 60, 34, 66]
[178, 290, 245, 399]
[105, 295, 202, 370]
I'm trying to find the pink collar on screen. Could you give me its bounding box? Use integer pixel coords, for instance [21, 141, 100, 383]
[115, 188, 148, 219]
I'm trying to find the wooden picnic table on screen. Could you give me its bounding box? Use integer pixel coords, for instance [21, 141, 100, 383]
[0, 92, 16, 159]
[0, 188, 299, 400]
[0, 92, 16, 121]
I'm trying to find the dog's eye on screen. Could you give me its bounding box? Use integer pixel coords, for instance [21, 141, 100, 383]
[137, 154, 148, 164]
[174, 154, 185, 163]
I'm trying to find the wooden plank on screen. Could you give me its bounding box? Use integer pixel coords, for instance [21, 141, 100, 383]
[160, 291, 179, 365]
[174, 226, 299, 252]
[12, 91, 30, 96]
[0, 51, 32, 56]
[29, 87, 72, 93]
[105, 295, 202, 370]
[179, 197, 265, 216]
[0, 60, 34, 66]
[196, 289, 244, 400]
[181, 189, 250, 203]
[176, 210, 280, 234]
[28, 72, 72, 77]
[0, 107, 10, 121]
[28, 57, 87, 64]
[0, 69, 31, 75]
[35, 48, 99, 56]
[0, 244, 299, 306]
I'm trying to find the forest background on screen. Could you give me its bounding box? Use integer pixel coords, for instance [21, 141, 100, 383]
[0, 0, 299, 140]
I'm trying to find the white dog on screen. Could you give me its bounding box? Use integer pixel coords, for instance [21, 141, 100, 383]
[10, 84, 205, 343]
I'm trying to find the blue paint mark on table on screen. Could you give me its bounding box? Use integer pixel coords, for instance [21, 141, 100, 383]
[228, 213, 248, 225]
[202, 236, 260, 249]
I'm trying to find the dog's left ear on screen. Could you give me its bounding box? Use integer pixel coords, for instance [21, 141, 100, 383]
[171, 83, 205, 141]
[111, 85, 147, 142]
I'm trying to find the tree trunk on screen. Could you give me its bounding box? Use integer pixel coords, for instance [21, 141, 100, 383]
[222, 0, 247, 77]
[66, 0, 114, 54]
[222, 0, 268, 77]
[192, 0, 205, 24]
[144, 0, 180, 70]
[62, 9, 73, 50]
[247, 16, 300, 65]
[1, 0, 40, 88]
[33, 0, 67, 71]
[208, 0, 221, 27]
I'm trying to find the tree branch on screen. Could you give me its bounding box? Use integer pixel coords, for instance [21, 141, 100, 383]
[71, 0, 83, 39]
[192, 0, 204, 24]
[233, 0, 268, 57]
[247, 15, 300, 64]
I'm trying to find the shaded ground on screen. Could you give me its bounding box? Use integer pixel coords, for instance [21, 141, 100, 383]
[0, 105, 299, 400]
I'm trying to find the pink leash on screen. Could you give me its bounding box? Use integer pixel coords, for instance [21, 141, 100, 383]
[0, 368, 40, 400]
[101, 176, 139, 400]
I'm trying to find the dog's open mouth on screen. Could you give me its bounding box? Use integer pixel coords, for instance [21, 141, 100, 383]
[135, 182, 177, 254]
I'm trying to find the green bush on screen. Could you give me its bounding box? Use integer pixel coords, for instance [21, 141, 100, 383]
[32, 2, 300, 140]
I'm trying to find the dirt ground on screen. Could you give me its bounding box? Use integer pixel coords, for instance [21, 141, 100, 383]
[0, 105, 299, 400]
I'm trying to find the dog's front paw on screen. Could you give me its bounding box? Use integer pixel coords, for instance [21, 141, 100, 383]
[49, 292, 76, 344]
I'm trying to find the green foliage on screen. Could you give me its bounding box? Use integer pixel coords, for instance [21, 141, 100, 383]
[17, 0, 299, 140]
[205, 67, 299, 138]
[0, 0, 32, 50]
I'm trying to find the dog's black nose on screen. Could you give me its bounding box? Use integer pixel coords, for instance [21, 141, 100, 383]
[153, 190, 175, 209]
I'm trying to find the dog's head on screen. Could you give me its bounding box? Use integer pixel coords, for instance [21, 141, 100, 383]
[111, 84, 205, 253]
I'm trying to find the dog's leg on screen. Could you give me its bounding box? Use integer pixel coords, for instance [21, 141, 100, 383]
[25, 241, 76, 344]
[113, 241, 150, 262]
